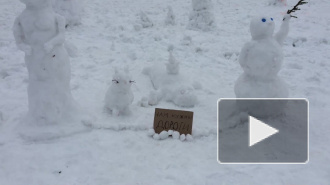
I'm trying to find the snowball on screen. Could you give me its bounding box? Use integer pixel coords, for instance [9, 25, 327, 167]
[186, 134, 194, 141]
[172, 131, 180, 139]
[168, 130, 174, 136]
[180, 134, 186, 141]
[153, 134, 160, 140]
[147, 129, 155, 136]
[159, 131, 169, 140]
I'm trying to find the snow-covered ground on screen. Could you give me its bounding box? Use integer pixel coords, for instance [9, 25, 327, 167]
[1, 0, 330, 184]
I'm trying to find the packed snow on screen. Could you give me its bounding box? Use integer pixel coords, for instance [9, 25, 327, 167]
[0, 0, 330, 184]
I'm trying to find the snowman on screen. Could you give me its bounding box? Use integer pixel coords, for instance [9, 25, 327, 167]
[13, 0, 77, 125]
[104, 68, 134, 116]
[234, 14, 291, 117]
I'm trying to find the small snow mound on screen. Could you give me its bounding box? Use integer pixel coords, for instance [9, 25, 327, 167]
[186, 134, 194, 141]
[147, 129, 155, 136]
[180, 134, 186, 141]
[153, 133, 160, 140]
[159, 130, 169, 140]
[172, 131, 180, 139]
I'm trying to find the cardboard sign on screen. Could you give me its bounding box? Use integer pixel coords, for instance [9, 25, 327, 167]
[153, 108, 194, 135]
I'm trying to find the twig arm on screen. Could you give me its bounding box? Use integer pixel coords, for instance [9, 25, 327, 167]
[287, 0, 308, 18]
[275, 14, 291, 45]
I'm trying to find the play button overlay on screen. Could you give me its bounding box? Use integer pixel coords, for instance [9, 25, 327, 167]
[249, 116, 279, 147]
[217, 98, 309, 164]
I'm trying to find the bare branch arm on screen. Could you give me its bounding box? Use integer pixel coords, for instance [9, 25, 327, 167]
[275, 14, 291, 45]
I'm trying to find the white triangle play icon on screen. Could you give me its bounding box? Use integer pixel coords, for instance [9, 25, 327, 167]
[249, 116, 279, 147]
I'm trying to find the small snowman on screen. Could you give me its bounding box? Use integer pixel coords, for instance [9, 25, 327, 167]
[104, 68, 134, 116]
[234, 14, 291, 117]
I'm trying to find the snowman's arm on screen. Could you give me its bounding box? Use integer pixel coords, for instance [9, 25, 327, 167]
[45, 15, 66, 49]
[238, 43, 251, 69]
[275, 14, 291, 45]
[13, 17, 30, 51]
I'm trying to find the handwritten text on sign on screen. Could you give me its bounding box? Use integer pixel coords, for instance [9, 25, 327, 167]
[153, 108, 194, 135]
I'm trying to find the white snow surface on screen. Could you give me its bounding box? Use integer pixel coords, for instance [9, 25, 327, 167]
[0, 0, 330, 184]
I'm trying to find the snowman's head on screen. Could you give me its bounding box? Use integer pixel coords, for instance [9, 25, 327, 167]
[20, 0, 51, 9]
[250, 16, 275, 40]
[111, 68, 134, 93]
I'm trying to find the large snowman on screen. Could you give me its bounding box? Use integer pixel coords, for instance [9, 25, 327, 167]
[13, 0, 77, 125]
[234, 14, 291, 117]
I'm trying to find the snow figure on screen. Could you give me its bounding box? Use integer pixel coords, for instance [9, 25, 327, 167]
[269, 0, 287, 6]
[166, 50, 179, 75]
[104, 68, 134, 116]
[142, 48, 200, 108]
[234, 14, 291, 117]
[52, 0, 82, 27]
[187, 0, 215, 31]
[165, 6, 176, 26]
[140, 11, 153, 28]
[13, 0, 77, 125]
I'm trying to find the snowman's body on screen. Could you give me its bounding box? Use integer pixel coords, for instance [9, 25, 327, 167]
[235, 15, 291, 117]
[13, 0, 76, 124]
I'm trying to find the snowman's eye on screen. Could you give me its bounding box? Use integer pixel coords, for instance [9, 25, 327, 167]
[271, 18, 274, 21]
[262, 18, 266, 22]
[112, 80, 119, 84]
[129, 80, 135, 83]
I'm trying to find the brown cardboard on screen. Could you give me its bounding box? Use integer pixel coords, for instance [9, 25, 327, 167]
[153, 108, 194, 135]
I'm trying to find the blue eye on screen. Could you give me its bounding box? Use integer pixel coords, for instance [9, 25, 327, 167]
[262, 18, 266, 22]
[271, 18, 273, 21]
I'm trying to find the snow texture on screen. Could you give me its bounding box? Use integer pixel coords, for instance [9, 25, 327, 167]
[0, 0, 330, 184]
[165, 6, 176, 26]
[140, 11, 153, 28]
[235, 14, 291, 117]
[52, 0, 82, 27]
[269, 0, 287, 6]
[187, 0, 215, 31]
